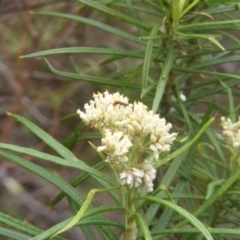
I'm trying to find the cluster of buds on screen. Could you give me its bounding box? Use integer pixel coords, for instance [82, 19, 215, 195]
[221, 117, 240, 150]
[221, 116, 240, 171]
[77, 91, 177, 192]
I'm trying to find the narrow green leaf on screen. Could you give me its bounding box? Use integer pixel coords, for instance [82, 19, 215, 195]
[203, 4, 237, 14]
[165, 194, 205, 200]
[77, 132, 101, 141]
[83, 205, 123, 219]
[63, 122, 85, 150]
[186, 80, 239, 102]
[69, 57, 82, 74]
[174, 69, 240, 83]
[139, 34, 168, 40]
[123, 1, 162, 13]
[179, 0, 199, 19]
[152, 43, 174, 113]
[220, 80, 235, 122]
[20, 47, 144, 59]
[135, 213, 152, 240]
[140, 197, 214, 240]
[177, 44, 240, 59]
[178, 20, 240, 31]
[30, 218, 72, 240]
[172, 0, 181, 23]
[176, 56, 240, 87]
[111, 65, 138, 79]
[77, 217, 124, 229]
[122, 64, 143, 90]
[175, 82, 194, 134]
[141, 83, 157, 98]
[142, 22, 162, 91]
[180, 26, 240, 31]
[157, 0, 169, 16]
[80, 225, 95, 240]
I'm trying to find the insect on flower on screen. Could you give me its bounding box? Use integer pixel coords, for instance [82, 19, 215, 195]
[113, 100, 129, 107]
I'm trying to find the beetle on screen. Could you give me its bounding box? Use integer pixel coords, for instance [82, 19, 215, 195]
[113, 100, 129, 107]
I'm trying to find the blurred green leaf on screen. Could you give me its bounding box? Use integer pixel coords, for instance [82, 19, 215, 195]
[75, 0, 151, 30]
[8, 113, 77, 161]
[0, 227, 30, 240]
[0, 143, 121, 204]
[0, 150, 86, 205]
[31, 11, 143, 44]
[150, 227, 240, 236]
[177, 32, 225, 51]
[45, 59, 141, 91]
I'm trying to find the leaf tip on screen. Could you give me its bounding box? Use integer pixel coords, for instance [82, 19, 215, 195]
[44, 58, 49, 64]
[213, 111, 219, 119]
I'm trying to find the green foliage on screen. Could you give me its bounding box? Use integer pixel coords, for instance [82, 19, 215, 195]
[1, 1, 240, 239]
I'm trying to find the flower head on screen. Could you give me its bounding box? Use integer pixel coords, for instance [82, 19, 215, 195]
[141, 164, 157, 192]
[97, 130, 132, 164]
[77, 91, 129, 129]
[221, 117, 240, 150]
[120, 168, 144, 188]
[119, 164, 157, 192]
[77, 91, 177, 192]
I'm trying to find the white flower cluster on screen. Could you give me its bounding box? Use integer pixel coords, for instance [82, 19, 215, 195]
[97, 130, 132, 164]
[120, 164, 156, 192]
[221, 117, 240, 150]
[77, 91, 177, 192]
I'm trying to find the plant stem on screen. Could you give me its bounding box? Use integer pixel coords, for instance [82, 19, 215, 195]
[124, 187, 138, 240]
